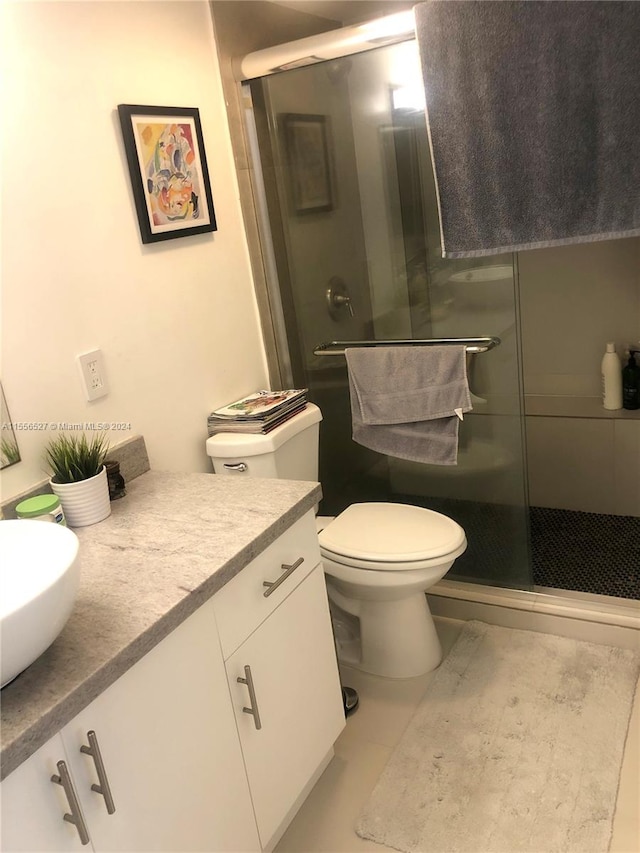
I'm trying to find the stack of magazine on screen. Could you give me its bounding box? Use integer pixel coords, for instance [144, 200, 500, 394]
[207, 389, 308, 436]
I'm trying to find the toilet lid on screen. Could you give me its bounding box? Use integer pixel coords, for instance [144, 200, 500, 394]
[318, 503, 466, 564]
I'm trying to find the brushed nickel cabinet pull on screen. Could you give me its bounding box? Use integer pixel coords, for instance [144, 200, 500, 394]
[51, 760, 91, 845]
[237, 665, 262, 730]
[80, 730, 116, 815]
[263, 557, 304, 597]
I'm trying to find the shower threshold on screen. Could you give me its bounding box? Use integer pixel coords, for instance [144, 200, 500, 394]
[428, 579, 639, 650]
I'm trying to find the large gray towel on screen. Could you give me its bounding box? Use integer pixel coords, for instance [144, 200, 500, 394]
[414, 1, 640, 258]
[345, 346, 471, 465]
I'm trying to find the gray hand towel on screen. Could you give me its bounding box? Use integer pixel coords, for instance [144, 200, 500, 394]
[414, 1, 640, 258]
[345, 346, 471, 465]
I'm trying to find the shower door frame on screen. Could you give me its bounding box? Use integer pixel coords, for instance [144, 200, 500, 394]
[226, 13, 640, 629]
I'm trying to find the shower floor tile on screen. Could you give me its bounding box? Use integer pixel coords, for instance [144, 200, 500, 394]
[530, 506, 640, 600]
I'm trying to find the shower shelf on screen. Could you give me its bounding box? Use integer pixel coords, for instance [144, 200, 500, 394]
[313, 336, 501, 357]
[525, 395, 640, 420]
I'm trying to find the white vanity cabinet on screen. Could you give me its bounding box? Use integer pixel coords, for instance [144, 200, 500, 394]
[2, 508, 344, 853]
[214, 512, 346, 851]
[1, 595, 260, 853]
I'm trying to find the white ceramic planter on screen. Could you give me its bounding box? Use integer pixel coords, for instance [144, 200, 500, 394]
[50, 466, 111, 528]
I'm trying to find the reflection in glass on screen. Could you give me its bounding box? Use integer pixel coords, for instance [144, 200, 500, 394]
[1, 384, 21, 469]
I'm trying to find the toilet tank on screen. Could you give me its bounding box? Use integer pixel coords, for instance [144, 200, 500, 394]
[205, 403, 322, 480]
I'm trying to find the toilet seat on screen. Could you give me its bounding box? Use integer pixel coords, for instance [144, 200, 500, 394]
[318, 502, 467, 571]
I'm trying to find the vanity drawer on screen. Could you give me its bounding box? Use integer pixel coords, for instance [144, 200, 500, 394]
[213, 511, 321, 659]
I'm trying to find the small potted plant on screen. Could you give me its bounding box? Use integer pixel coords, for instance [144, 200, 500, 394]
[45, 432, 111, 527]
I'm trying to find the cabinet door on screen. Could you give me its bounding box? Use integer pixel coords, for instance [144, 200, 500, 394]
[1, 734, 93, 852]
[61, 598, 260, 852]
[226, 564, 345, 849]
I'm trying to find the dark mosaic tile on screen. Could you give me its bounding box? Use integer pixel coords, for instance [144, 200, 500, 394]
[530, 506, 640, 600]
[411, 496, 531, 589]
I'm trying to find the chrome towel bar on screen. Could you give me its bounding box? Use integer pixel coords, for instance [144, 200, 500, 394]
[313, 336, 501, 356]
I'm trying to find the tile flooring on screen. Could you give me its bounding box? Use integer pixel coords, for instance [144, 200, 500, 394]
[530, 507, 640, 600]
[275, 617, 640, 853]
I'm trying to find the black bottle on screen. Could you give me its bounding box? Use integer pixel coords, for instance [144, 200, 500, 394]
[622, 351, 640, 410]
[105, 460, 126, 499]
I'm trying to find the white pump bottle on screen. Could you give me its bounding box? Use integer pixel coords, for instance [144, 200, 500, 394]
[601, 342, 622, 410]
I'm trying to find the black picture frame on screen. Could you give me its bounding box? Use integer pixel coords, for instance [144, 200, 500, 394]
[283, 114, 333, 214]
[117, 104, 217, 244]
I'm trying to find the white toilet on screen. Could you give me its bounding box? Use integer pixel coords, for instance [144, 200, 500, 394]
[206, 403, 467, 679]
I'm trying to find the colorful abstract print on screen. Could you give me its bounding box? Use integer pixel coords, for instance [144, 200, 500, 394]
[138, 122, 203, 226]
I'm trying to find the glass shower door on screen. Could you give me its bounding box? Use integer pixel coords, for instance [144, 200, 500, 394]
[251, 38, 531, 589]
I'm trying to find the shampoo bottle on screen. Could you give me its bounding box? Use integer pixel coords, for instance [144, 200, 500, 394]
[622, 350, 640, 410]
[601, 342, 622, 410]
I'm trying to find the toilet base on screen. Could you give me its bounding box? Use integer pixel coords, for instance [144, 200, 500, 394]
[328, 587, 442, 679]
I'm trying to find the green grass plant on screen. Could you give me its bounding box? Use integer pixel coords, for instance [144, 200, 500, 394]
[45, 432, 109, 484]
[1, 436, 20, 466]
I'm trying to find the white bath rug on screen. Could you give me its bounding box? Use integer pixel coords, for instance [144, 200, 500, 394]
[356, 621, 639, 853]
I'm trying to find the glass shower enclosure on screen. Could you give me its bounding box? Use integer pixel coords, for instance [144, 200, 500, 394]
[247, 37, 531, 589]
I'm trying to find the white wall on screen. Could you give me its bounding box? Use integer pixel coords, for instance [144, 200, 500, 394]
[1, 0, 268, 499]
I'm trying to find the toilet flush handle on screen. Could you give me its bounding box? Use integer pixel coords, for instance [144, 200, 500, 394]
[223, 462, 248, 472]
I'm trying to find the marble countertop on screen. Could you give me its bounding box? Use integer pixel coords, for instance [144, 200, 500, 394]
[1, 470, 322, 780]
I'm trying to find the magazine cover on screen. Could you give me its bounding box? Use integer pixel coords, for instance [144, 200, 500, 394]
[212, 389, 307, 420]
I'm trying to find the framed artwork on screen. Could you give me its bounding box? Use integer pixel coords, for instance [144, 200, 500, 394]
[283, 114, 333, 214]
[117, 104, 217, 244]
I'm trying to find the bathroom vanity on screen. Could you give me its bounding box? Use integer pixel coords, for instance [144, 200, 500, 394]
[1, 472, 345, 852]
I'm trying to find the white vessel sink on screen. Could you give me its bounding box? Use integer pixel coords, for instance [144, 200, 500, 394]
[1, 519, 80, 688]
